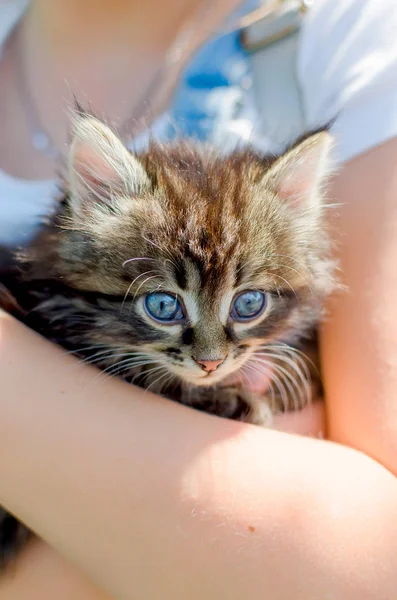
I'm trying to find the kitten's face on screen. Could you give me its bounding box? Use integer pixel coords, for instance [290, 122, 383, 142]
[29, 116, 335, 389]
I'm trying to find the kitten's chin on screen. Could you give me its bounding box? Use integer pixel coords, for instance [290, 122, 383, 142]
[175, 368, 230, 387]
[170, 356, 274, 391]
[189, 375, 227, 387]
[174, 358, 267, 388]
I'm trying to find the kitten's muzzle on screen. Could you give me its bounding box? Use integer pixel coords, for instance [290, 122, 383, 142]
[195, 358, 226, 373]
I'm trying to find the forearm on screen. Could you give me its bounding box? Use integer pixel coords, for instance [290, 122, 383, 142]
[1, 313, 397, 600]
[322, 138, 397, 473]
[0, 539, 111, 600]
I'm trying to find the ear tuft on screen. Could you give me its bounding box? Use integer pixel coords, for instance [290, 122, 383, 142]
[264, 131, 333, 207]
[68, 114, 150, 216]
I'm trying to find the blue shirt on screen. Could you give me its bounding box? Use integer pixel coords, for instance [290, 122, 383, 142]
[131, 0, 264, 151]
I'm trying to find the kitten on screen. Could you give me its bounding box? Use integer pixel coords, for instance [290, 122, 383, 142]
[0, 115, 337, 571]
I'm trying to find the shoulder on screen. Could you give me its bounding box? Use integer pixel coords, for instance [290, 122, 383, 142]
[298, 0, 397, 163]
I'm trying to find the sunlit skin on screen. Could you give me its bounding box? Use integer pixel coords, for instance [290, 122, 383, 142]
[0, 0, 397, 597]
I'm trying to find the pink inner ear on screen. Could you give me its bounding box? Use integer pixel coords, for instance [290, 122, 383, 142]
[74, 140, 118, 185]
[275, 144, 323, 205]
[276, 170, 313, 204]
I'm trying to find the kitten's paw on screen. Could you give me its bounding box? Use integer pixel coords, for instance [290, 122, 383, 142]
[186, 386, 274, 427]
[211, 388, 273, 427]
[0, 510, 30, 574]
[241, 393, 274, 427]
[232, 390, 274, 427]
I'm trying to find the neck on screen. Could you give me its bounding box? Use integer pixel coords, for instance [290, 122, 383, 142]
[16, 0, 208, 136]
[5, 0, 240, 175]
[27, 0, 228, 108]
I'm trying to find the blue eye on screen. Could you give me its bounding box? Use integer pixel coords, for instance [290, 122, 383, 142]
[144, 292, 184, 323]
[232, 291, 266, 321]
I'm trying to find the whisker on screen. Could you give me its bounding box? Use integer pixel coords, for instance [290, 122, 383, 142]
[266, 369, 289, 413]
[107, 360, 156, 378]
[82, 348, 149, 362]
[280, 350, 312, 386]
[320, 202, 343, 209]
[238, 367, 251, 390]
[66, 348, 147, 374]
[121, 270, 157, 312]
[268, 254, 312, 277]
[77, 347, 138, 363]
[278, 344, 318, 376]
[65, 343, 119, 356]
[254, 350, 312, 409]
[122, 257, 155, 267]
[252, 356, 304, 412]
[156, 372, 175, 394]
[98, 358, 155, 379]
[130, 363, 163, 384]
[243, 358, 280, 413]
[256, 351, 310, 395]
[121, 280, 138, 312]
[270, 273, 299, 300]
[139, 363, 169, 378]
[271, 263, 314, 296]
[145, 368, 172, 393]
[80, 351, 132, 368]
[249, 357, 295, 410]
[235, 257, 261, 274]
[133, 275, 161, 300]
[142, 235, 177, 268]
[258, 342, 318, 376]
[244, 355, 286, 410]
[163, 258, 178, 271]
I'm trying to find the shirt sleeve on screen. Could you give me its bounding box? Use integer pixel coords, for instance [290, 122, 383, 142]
[297, 0, 397, 163]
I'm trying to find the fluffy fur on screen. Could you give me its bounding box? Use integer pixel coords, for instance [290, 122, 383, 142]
[0, 115, 337, 570]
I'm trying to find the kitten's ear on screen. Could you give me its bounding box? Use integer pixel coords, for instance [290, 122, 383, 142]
[68, 115, 150, 216]
[263, 132, 333, 207]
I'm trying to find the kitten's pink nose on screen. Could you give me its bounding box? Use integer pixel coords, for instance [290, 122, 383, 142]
[196, 358, 225, 373]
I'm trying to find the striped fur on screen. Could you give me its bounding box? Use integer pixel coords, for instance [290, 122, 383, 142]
[0, 116, 338, 570]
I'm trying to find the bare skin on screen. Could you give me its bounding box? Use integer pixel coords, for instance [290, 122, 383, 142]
[322, 140, 397, 475]
[1, 150, 397, 598]
[0, 407, 326, 600]
[1, 1, 397, 598]
[0, 0, 239, 180]
[0, 300, 397, 600]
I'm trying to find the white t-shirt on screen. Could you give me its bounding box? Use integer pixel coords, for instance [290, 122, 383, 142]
[1, 0, 397, 248]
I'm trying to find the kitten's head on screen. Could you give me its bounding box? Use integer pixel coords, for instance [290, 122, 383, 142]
[27, 115, 336, 387]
